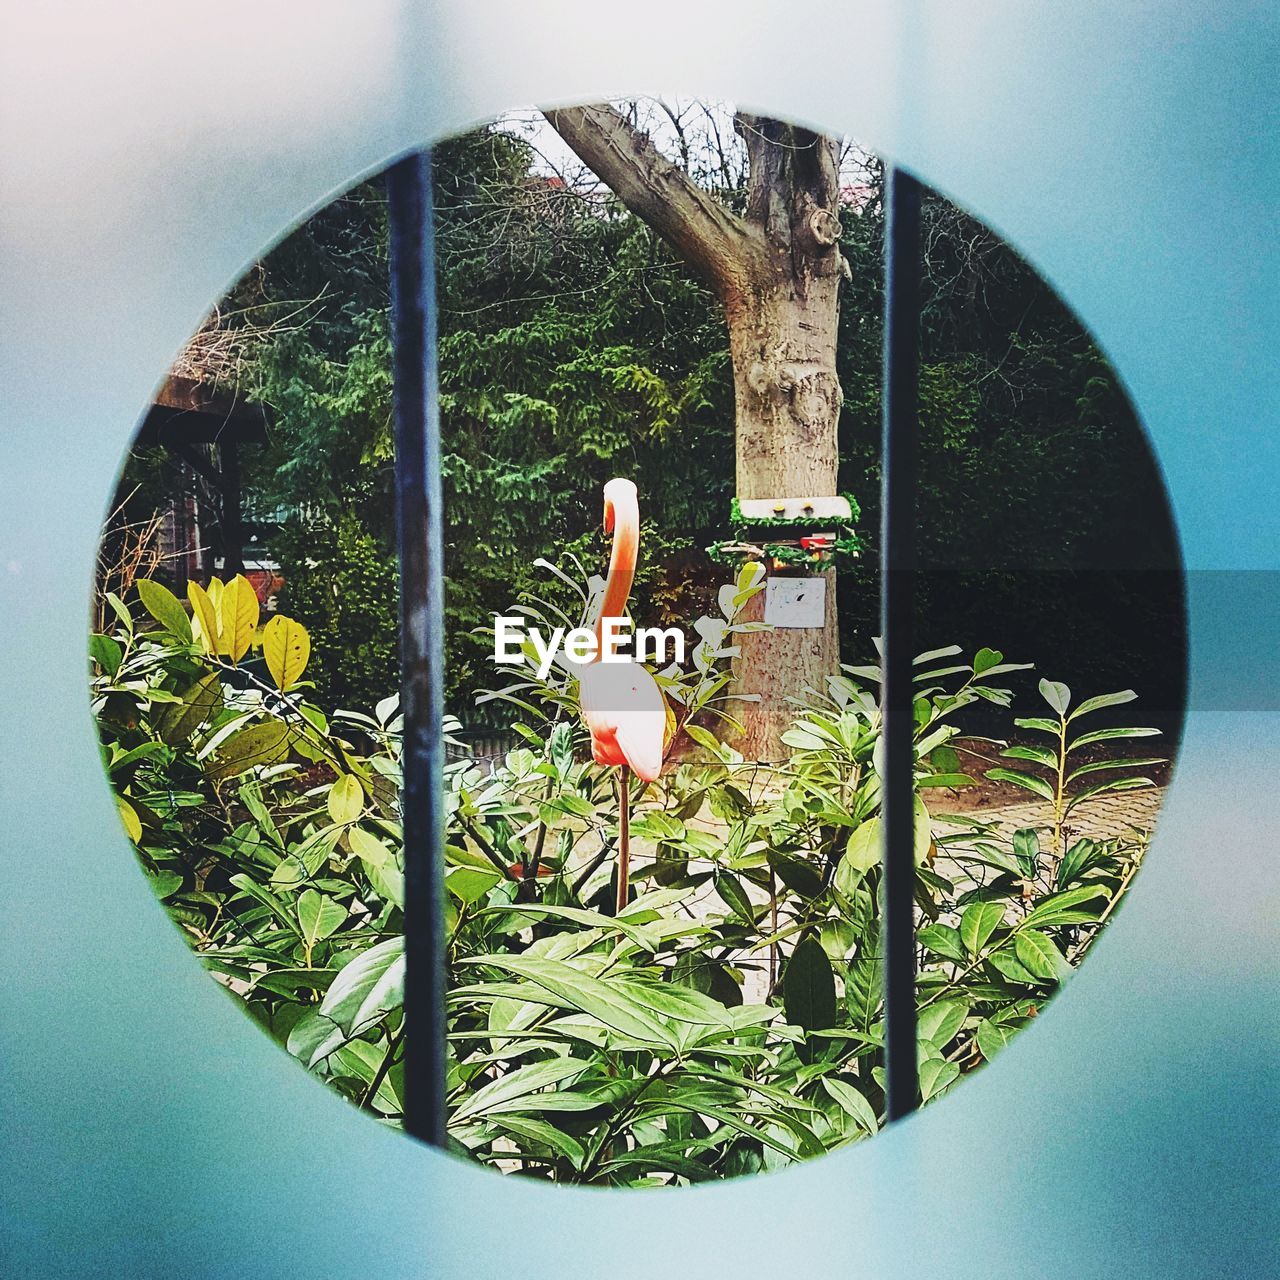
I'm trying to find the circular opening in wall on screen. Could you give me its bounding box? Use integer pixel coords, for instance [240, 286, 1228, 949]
[90, 98, 1185, 1185]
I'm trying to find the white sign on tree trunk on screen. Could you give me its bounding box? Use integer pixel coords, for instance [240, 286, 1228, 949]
[764, 576, 826, 628]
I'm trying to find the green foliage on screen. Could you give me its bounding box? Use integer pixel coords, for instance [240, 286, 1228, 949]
[987, 680, 1163, 854]
[98, 113, 1178, 1177]
[93, 574, 1157, 1185]
[161, 120, 1179, 727]
[218, 126, 732, 715]
[272, 516, 400, 712]
[833, 181, 1183, 711]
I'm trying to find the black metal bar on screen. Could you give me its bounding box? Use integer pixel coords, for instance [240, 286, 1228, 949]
[880, 165, 923, 1122]
[219, 440, 244, 576]
[388, 150, 447, 1147]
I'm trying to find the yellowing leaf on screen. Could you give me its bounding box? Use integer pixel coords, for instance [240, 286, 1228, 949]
[327, 773, 364, 825]
[219, 574, 259, 663]
[262, 614, 310, 691]
[116, 796, 142, 843]
[136, 579, 192, 641]
[913, 794, 934, 864]
[187, 581, 220, 656]
[661, 690, 677, 750]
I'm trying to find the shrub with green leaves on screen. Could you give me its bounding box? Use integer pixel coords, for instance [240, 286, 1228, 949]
[92, 568, 1160, 1185]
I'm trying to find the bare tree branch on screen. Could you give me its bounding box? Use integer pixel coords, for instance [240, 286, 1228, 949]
[542, 102, 763, 297]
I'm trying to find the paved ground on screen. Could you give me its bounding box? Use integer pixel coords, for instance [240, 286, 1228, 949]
[930, 786, 1164, 843]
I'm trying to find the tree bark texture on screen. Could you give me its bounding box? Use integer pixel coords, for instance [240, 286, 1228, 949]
[544, 104, 846, 760]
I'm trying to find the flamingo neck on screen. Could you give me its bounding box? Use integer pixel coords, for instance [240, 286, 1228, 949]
[594, 482, 639, 657]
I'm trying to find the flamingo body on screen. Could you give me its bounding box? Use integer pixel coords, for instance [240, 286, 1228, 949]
[578, 478, 667, 785]
[577, 477, 667, 911]
[579, 660, 665, 783]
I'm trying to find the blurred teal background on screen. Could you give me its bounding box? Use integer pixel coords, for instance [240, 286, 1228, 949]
[1, 2, 1276, 1276]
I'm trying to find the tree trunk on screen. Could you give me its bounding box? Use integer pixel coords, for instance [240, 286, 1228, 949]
[724, 271, 843, 758]
[543, 105, 846, 760]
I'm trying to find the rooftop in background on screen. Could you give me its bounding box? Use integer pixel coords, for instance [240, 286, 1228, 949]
[135, 375, 268, 448]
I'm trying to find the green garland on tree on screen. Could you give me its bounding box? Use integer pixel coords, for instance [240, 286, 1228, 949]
[726, 492, 862, 530]
[708, 492, 863, 568]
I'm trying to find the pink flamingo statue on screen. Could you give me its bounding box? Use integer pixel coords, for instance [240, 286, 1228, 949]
[578, 478, 666, 912]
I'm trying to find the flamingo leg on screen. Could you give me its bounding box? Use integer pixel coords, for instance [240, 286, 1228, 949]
[616, 766, 631, 915]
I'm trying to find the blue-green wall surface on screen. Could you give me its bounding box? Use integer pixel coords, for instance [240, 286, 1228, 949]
[1, 3, 1275, 1276]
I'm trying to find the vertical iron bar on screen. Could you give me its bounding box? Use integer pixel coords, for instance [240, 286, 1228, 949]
[219, 440, 244, 576]
[880, 165, 923, 1122]
[388, 151, 447, 1147]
